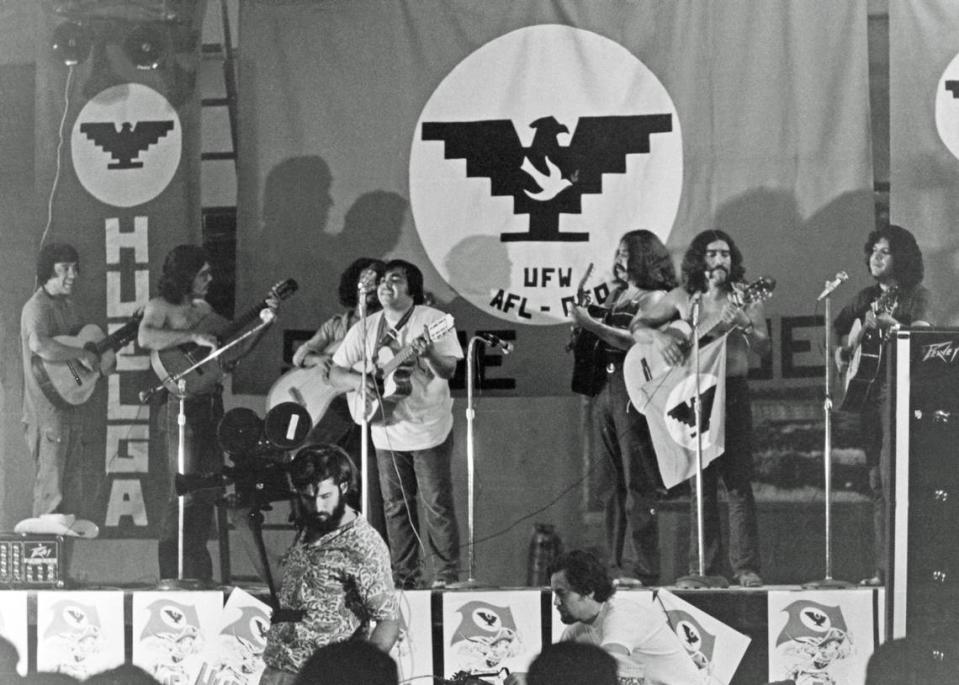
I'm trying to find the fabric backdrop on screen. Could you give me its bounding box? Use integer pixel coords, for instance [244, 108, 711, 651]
[0, 1, 206, 536]
[234, 0, 874, 398]
[890, 0, 959, 325]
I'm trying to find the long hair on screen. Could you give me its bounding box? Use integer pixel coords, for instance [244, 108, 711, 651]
[157, 244, 209, 304]
[384, 259, 425, 305]
[289, 444, 357, 497]
[546, 550, 615, 603]
[865, 224, 924, 288]
[619, 229, 677, 291]
[36, 242, 79, 287]
[338, 257, 386, 308]
[680, 229, 745, 294]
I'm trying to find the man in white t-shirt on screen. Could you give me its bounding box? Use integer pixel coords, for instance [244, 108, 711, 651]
[330, 259, 463, 589]
[508, 550, 702, 685]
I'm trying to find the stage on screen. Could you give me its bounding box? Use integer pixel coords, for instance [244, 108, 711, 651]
[0, 583, 885, 684]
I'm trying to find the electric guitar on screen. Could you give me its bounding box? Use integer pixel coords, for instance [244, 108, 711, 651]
[150, 278, 298, 397]
[346, 313, 456, 425]
[31, 313, 143, 408]
[837, 286, 899, 412]
[623, 276, 776, 402]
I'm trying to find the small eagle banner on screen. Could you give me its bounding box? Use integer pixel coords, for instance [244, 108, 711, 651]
[634, 336, 727, 489]
[655, 589, 751, 684]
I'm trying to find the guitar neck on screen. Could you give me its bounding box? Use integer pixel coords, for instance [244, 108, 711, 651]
[379, 343, 419, 376]
[218, 298, 270, 342]
[95, 316, 141, 355]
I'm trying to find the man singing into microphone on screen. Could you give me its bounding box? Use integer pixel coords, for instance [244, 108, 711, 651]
[833, 223, 931, 586]
[630, 230, 770, 587]
[329, 259, 463, 589]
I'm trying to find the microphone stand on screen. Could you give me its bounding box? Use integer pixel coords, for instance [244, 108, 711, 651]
[448, 336, 492, 590]
[357, 286, 371, 518]
[803, 288, 852, 588]
[676, 293, 729, 589]
[145, 315, 276, 588]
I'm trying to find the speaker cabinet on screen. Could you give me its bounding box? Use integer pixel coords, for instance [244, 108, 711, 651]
[888, 328, 959, 676]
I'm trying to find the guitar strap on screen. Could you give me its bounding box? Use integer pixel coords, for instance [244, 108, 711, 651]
[374, 304, 416, 357]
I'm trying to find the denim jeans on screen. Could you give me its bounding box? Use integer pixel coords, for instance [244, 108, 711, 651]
[592, 363, 663, 583]
[376, 431, 460, 586]
[24, 419, 84, 517]
[688, 377, 761, 577]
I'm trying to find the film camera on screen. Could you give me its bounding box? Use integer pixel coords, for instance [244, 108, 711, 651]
[175, 401, 312, 508]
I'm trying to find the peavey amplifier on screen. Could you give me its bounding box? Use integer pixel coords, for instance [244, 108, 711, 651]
[0, 534, 64, 588]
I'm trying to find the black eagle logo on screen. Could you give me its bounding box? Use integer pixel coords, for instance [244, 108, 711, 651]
[478, 610, 498, 627]
[666, 383, 718, 437]
[79, 120, 174, 169]
[804, 609, 828, 628]
[946, 81, 959, 98]
[682, 624, 700, 648]
[422, 114, 672, 242]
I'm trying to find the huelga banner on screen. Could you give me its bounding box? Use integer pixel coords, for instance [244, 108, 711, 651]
[234, 0, 873, 398]
[27, 0, 206, 537]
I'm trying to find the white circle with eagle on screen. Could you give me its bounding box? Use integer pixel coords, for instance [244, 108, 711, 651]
[410, 24, 682, 325]
[71, 83, 181, 208]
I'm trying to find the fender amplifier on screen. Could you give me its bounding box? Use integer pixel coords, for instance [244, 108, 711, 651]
[0, 534, 64, 588]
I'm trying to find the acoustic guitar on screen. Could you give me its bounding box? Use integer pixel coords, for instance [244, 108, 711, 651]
[150, 278, 298, 397]
[623, 276, 776, 406]
[31, 313, 142, 408]
[568, 263, 605, 396]
[836, 286, 898, 412]
[346, 313, 456, 425]
[265, 366, 341, 429]
[264, 269, 379, 426]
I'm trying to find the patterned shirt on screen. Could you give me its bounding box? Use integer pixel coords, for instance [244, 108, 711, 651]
[262, 513, 397, 674]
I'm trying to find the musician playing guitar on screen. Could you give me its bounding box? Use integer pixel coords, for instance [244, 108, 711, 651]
[630, 230, 770, 588]
[138, 244, 280, 582]
[329, 259, 463, 589]
[833, 223, 931, 587]
[21, 243, 104, 519]
[570, 230, 677, 587]
[289, 257, 388, 540]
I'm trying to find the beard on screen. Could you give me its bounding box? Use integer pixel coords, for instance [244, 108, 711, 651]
[305, 496, 347, 537]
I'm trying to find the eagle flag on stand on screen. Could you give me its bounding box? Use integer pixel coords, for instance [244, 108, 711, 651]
[635, 336, 727, 489]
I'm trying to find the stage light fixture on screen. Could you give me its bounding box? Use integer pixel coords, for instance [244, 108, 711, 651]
[123, 24, 166, 70]
[51, 21, 91, 66]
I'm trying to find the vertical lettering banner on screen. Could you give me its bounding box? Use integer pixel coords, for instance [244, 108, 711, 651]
[28, 0, 206, 537]
[890, 0, 959, 325]
[234, 0, 873, 396]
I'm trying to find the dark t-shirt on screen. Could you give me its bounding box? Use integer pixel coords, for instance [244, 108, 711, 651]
[833, 283, 933, 398]
[833, 283, 932, 337]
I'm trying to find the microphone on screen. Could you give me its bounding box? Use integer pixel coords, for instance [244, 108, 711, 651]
[260, 308, 277, 324]
[816, 271, 849, 301]
[477, 332, 513, 355]
[357, 267, 378, 291]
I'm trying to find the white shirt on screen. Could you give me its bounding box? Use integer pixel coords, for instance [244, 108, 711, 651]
[562, 595, 702, 685]
[332, 305, 462, 451]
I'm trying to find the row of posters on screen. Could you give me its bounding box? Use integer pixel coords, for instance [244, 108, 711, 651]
[0, 587, 881, 684]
